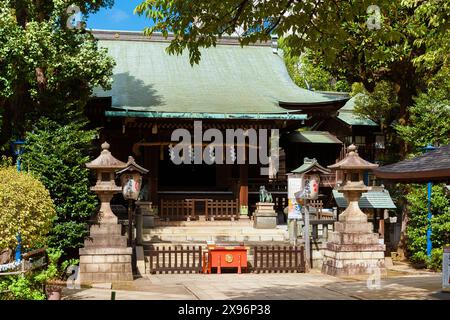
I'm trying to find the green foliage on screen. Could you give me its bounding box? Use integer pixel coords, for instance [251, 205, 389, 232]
[134, 0, 448, 89]
[351, 81, 399, 127]
[395, 91, 450, 151]
[0, 275, 46, 300]
[34, 248, 62, 283]
[21, 117, 98, 255]
[280, 44, 349, 92]
[0, 166, 56, 250]
[0, 248, 66, 300]
[0, 0, 115, 146]
[134, 2, 449, 157]
[406, 184, 450, 270]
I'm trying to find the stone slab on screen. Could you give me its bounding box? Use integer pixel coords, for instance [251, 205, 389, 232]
[328, 232, 380, 245]
[253, 216, 277, 229]
[79, 247, 132, 255]
[326, 242, 386, 252]
[334, 221, 373, 233]
[91, 283, 112, 289]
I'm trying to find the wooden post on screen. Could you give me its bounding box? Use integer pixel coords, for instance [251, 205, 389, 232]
[239, 163, 248, 209]
[379, 210, 385, 239]
[149, 148, 159, 205]
[127, 199, 133, 246]
[303, 201, 310, 272]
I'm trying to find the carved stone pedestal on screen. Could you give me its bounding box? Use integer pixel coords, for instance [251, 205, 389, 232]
[321, 220, 386, 276]
[253, 202, 277, 229]
[79, 223, 133, 284]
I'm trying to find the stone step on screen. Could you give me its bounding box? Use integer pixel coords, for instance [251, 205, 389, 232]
[142, 233, 288, 242]
[143, 227, 288, 235]
[154, 220, 253, 227]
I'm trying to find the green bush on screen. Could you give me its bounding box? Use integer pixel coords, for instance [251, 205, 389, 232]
[22, 117, 98, 257]
[406, 184, 450, 270]
[0, 275, 46, 300]
[0, 166, 56, 250]
[0, 248, 65, 300]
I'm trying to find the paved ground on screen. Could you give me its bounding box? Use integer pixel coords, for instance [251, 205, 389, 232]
[62, 268, 450, 300]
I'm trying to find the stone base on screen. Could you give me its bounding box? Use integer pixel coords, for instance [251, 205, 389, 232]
[253, 202, 277, 229]
[79, 247, 133, 283]
[143, 215, 155, 228]
[322, 221, 386, 277]
[79, 223, 133, 284]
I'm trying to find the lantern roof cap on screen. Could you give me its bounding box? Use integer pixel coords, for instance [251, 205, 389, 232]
[116, 156, 149, 175]
[86, 142, 127, 169]
[328, 144, 378, 170]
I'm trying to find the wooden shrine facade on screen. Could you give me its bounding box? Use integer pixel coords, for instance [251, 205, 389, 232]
[85, 30, 350, 220]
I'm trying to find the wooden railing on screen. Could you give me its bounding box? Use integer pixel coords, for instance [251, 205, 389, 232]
[145, 245, 203, 274]
[253, 246, 305, 273]
[159, 199, 194, 221]
[159, 198, 239, 221]
[206, 199, 239, 221]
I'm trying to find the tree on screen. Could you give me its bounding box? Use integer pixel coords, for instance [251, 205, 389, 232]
[0, 0, 114, 149]
[0, 165, 56, 250]
[281, 44, 349, 92]
[406, 184, 450, 270]
[21, 117, 98, 257]
[135, 1, 448, 145]
[135, 0, 449, 261]
[389, 84, 450, 262]
[395, 91, 450, 149]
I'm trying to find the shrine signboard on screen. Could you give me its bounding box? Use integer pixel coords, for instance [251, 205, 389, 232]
[287, 175, 302, 220]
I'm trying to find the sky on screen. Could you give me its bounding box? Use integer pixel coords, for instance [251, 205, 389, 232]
[86, 0, 150, 31]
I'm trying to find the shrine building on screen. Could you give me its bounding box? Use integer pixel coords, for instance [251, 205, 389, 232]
[86, 30, 350, 222]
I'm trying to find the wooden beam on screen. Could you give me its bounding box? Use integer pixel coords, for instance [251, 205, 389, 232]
[239, 163, 248, 207]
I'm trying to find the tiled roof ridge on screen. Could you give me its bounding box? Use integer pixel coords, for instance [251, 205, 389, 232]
[91, 29, 272, 47]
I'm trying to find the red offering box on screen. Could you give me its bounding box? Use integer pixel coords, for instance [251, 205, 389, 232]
[203, 246, 248, 274]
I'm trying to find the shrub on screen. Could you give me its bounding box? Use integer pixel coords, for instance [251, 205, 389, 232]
[0, 275, 46, 300]
[0, 166, 56, 250]
[21, 117, 98, 257]
[406, 184, 450, 270]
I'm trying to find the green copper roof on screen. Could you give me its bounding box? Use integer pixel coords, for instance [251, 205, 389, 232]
[337, 94, 378, 126]
[291, 157, 331, 174]
[332, 189, 396, 209]
[289, 130, 343, 144]
[93, 31, 347, 119]
[104, 110, 307, 120]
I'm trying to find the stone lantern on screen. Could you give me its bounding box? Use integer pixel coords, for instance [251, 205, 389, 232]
[79, 142, 133, 284]
[322, 145, 386, 276]
[86, 141, 126, 224]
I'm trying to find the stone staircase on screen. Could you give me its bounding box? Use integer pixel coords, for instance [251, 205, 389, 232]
[143, 215, 289, 243]
[142, 225, 289, 243]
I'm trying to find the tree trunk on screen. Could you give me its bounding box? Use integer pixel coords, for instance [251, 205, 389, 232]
[396, 196, 409, 260]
